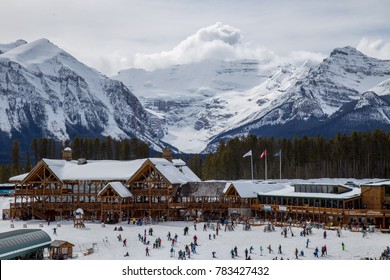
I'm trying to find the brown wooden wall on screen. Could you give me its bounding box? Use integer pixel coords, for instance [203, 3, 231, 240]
[361, 186, 384, 210]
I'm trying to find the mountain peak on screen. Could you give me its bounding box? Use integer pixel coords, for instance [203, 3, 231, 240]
[355, 91, 388, 110]
[0, 38, 63, 67]
[330, 46, 365, 58]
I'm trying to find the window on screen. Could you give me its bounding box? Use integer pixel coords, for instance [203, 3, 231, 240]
[385, 186, 390, 197]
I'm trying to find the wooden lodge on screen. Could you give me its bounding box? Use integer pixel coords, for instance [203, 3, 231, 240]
[8, 148, 390, 228]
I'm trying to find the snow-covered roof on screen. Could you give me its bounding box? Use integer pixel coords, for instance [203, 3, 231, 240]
[225, 181, 285, 198]
[43, 158, 145, 181]
[12, 158, 200, 185]
[226, 178, 386, 200]
[360, 180, 390, 186]
[9, 173, 29, 182]
[98, 182, 133, 198]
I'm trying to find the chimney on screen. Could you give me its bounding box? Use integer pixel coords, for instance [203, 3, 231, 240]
[62, 147, 72, 161]
[162, 147, 173, 162]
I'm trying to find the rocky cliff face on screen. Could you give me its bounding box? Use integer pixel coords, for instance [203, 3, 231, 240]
[0, 39, 164, 160]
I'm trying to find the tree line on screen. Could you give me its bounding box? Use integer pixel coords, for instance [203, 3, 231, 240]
[194, 130, 390, 180]
[1, 130, 390, 183]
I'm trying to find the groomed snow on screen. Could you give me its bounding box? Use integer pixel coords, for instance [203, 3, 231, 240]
[0, 197, 388, 261]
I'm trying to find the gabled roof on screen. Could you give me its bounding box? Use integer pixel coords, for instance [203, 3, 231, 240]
[98, 182, 133, 198]
[128, 158, 201, 185]
[50, 240, 75, 247]
[10, 158, 200, 184]
[0, 229, 51, 260]
[225, 181, 274, 198]
[43, 158, 145, 181]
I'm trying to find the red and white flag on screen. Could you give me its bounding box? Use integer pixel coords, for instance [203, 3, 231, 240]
[260, 149, 267, 159]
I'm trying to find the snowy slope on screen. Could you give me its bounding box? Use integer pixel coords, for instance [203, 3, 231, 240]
[212, 47, 390, 147]
[115, 47, 390, 153]
[114, 59, 272, 152]
[0, 39, 165, 155]
[0, 196, 389, 261]
[0, 39, 26, 54]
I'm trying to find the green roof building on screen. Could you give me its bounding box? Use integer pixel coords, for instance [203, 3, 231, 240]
[0, 229, 51, 260]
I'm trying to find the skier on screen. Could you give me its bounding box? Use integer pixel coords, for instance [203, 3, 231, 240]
[250, 246, 254, 254]
[53, 228, 57, 235]
[306, 238, 310, 248]
[245, 248, 249, 260]
[295, 248, 299, 259]
[342, 242, 345, 251]
[230, 249, 235, 259]
[267, 245, 273, 253]
[123, 238, 127, 247]
[124, 252, 129, 257]
[212, 251, 216, 258]
[145, 247, 150, 256]
[314, 247, 319, 258]
[170, 247, 175, 257]
[234, 246, 238, 257]
[278, 244, 282, 254]
[323, 230, 327, 239]
[260, 246, 263, 256]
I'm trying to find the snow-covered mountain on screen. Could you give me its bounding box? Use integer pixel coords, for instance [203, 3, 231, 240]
[114, 47, 390, 153]
[1, 38, 389, 158]
[0, 39, 164, 160]
[114, 59, 274, 152]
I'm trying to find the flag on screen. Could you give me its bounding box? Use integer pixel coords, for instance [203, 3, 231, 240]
[243, 150, 252, 158]
[274, 150, 281, 157]
[260, 149, 267, 159]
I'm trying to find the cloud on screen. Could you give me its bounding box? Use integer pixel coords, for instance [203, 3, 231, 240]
[286, 50, 326, 65]
[132, 22, 279, 71]
[357, 37, 390, 59]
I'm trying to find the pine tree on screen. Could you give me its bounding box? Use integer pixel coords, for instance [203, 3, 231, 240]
[11, 140, 21, 175]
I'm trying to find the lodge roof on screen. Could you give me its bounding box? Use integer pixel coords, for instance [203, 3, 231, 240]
[98, 182, 133, 198]
[9, 158, 201, 184]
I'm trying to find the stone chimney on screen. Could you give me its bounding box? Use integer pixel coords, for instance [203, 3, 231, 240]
[162, 147, 173, 162]
[62, 147, 72, 161]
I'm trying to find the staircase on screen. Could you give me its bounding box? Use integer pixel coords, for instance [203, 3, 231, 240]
[32, 207, 47, 220]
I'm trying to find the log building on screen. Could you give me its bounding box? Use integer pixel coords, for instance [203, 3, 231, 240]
[8, 148, 390, 228]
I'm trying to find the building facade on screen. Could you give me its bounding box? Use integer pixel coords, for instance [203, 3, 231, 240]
[8, 149, 390, 228]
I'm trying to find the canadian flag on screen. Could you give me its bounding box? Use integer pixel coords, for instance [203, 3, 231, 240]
[260, 149, 267, 159]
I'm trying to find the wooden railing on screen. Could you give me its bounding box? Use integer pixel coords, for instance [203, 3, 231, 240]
[250, 203, 390, 216]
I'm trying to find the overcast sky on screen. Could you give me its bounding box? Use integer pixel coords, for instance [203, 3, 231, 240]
[1, 0, 389, 76]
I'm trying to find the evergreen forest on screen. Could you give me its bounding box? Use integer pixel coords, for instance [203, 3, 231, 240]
[1, 130, 390, 183]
